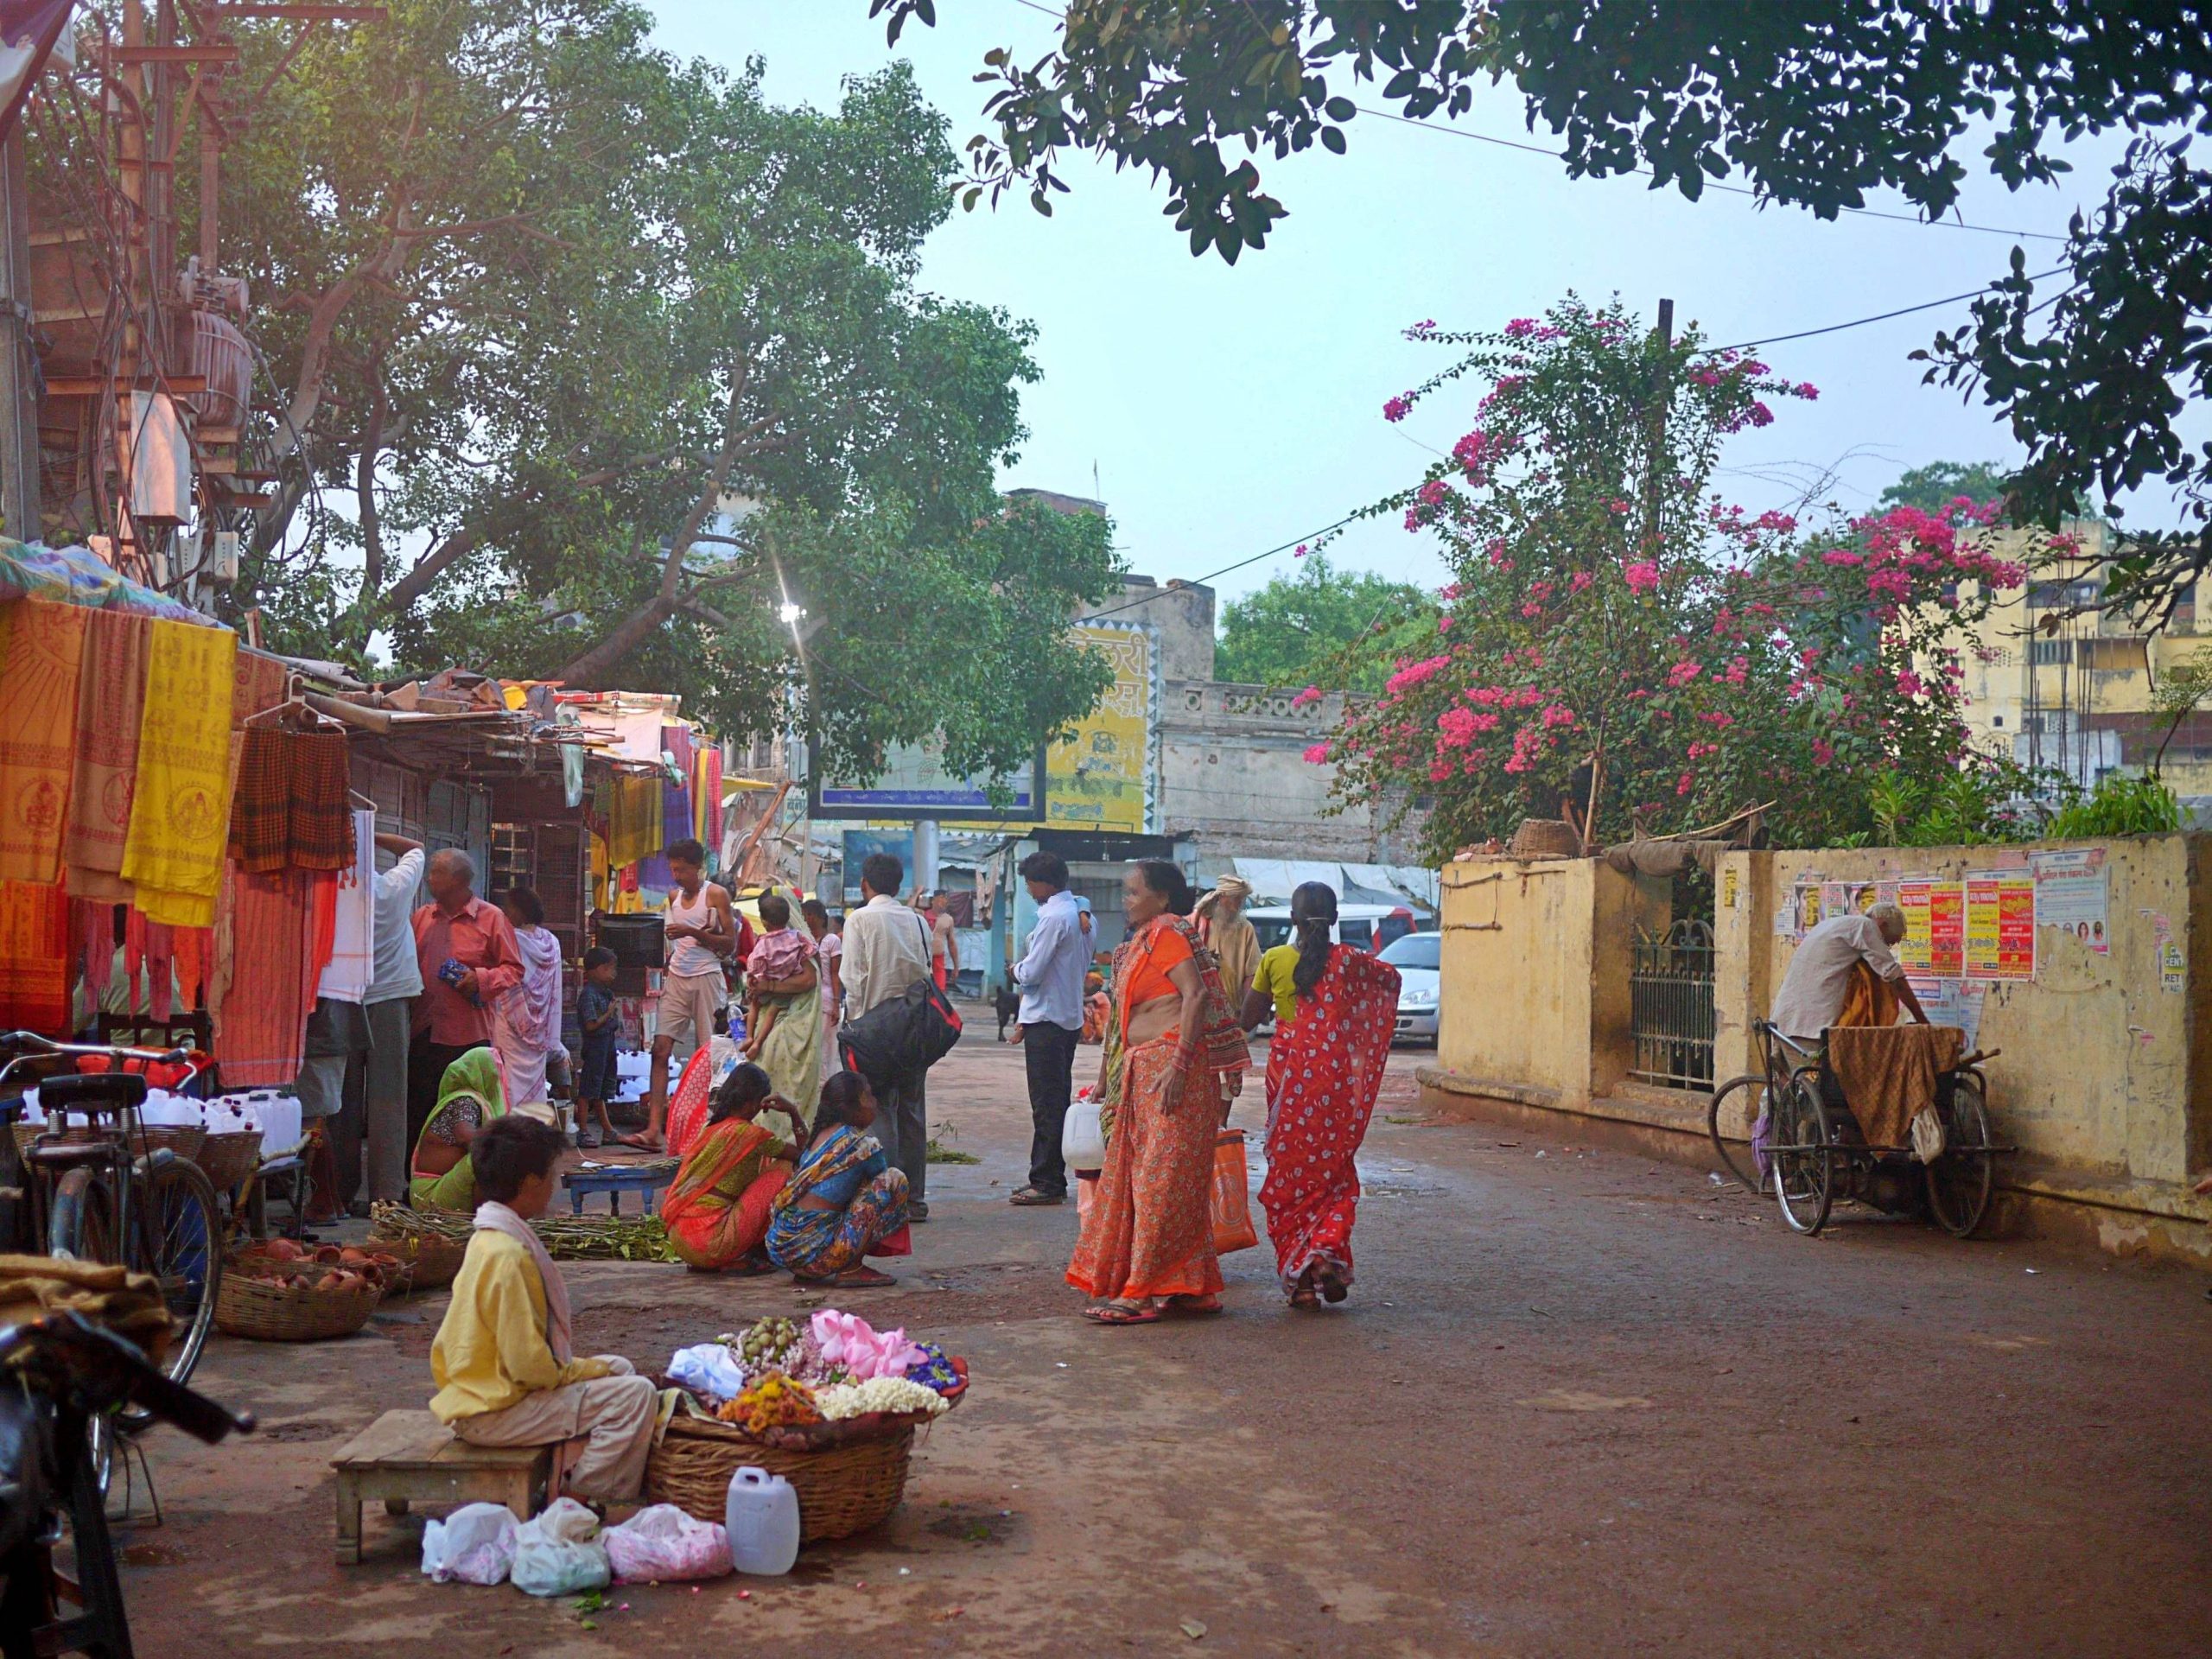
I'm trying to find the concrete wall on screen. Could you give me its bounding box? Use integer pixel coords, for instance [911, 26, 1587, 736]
[1429, 835, 2212, 1263]
[1078, 576, 1217, 684]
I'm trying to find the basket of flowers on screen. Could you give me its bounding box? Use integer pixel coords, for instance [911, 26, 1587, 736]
[644, 1312, 967, 1542]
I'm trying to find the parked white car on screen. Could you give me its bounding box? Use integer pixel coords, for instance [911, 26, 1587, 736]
[1378, 929, 1440, 1045]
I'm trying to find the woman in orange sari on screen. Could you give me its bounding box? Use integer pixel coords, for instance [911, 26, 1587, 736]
[1067, 860, 1249, 1325]
[659, 1064, 800, 1272]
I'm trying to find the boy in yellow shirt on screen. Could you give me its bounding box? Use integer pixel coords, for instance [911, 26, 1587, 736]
[429, 1116, 656, 1502]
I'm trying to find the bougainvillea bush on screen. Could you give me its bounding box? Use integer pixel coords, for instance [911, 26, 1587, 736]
[1306, 296, 2060, 857]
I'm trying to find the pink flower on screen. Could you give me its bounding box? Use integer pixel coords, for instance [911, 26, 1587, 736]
[1793, 382, 1819, 400]
[1722, 656, 1749, 686]
[1520, 601, 1543, 618]
[1697, 711, 1735, 728]
[1624, 560, 1660, 595]
[1428, 760, 1455, 782]
[1290, 685, 1322, 709]
[1294, 543, 1309, 558]
[1383, 394, 1414, 423]
[1811, 738, 1834, 766]
[1540, 703, 1577, 728]
[1418, 480, 1449, 506]
[1821, 549, 1862, 567]
[1302, 742, 1331, 765]
[1385, 654, 1452, 696]
[1666, 659, 1703, 688]
[1895, 670, 1925, 696]
[810, 1311, 926, 1381]
[1504, 317, 1537, 339]
[1436, 708, 1481, 747]
[1676, 772, 1695, 796]
[1437, 613, 1454, 632]
[1607, 499, 1630, 515]
[1570, 571, 1594, 592]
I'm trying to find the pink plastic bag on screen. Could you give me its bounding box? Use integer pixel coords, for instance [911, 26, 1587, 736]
[602, 1503, 732, 1583]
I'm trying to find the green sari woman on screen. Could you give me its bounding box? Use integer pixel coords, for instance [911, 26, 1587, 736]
[409, 1047, 508, 1210]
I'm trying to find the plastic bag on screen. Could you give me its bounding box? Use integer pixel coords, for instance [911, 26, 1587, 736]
[509, 1497, 611, 1598]
[1061, 1088, 1105, 1173]
[602, 1503, 732, 1583]
[1211, 1128, 1258, 1255]
[668, 1342, 747, 1402]
[421, 1502, 518, 1586]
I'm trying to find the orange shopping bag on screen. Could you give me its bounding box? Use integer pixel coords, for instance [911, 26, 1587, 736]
[1211, 1128, 1258, 1255]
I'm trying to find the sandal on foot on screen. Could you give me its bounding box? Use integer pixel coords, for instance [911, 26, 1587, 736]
[1162, 1294, 1223, 1318]
[1316, 1265, 1350, 1304]
[1009, 1186, 1066, 1206]
[1083, 1300, 1160, 1325]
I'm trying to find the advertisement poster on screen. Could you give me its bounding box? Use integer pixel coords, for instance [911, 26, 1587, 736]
[2031, 848, 2109, 954]
[1796, 884, 1823, 934]
[1909, 976, 1986, 1052]
[1964, 870, 2035, 981]
[1900, 879, 1966, 976]
[1896, 879, 1934, 973]
[1046, 620, 1157, 835]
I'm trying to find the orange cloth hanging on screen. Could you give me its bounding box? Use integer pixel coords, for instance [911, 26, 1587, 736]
[0, 599, 89, 885]
[64, 607, 152, 887]
[0, 880, 71, 1033]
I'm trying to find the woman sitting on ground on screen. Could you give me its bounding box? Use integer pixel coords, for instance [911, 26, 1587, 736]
[766, 1070, 912, 1288]
[410, 1046, 509, 1211]
[660, 1063, 801, 1273]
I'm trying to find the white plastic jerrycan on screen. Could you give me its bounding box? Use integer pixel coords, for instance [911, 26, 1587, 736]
[724, 1466, 801, 1576]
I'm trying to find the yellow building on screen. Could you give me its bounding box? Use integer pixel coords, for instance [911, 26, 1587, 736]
[1947, 519, 2212, 800]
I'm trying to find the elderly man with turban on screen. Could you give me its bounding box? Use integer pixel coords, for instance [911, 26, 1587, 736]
[1194, 874, 1261, 1019]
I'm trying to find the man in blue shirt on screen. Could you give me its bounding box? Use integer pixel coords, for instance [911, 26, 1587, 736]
[1009, 849, 1090, 1205]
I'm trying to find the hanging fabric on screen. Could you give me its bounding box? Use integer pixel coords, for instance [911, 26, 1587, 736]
[228, 726, 353, 874]
[172, 925, 208, 1015]
[315, 808, 376, 1003]
[63, 607, 152, 887]
[121, 619, 238, 927]
[0, 598, 89, 885]
[212, 865, 319, 1087]
[557, 708, 585, 810]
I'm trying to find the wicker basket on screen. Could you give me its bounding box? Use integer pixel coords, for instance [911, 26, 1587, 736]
[214, 1261, 384, 1342]
[365, 1227, 468, 1294]
[1509, 817, 1585, 859]
[128, 1123, 207, 1164]
[10, 1122, 98, 1158]
[196, 1129, 264, 1194]
[645, 1415, 917, 1542]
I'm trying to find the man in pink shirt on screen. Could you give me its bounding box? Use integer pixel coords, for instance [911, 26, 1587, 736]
[408, 848, 524, 1149]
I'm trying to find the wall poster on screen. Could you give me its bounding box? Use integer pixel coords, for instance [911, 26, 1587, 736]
[2031, 847, 2109, 955]
[1964, 870, 2036, 982]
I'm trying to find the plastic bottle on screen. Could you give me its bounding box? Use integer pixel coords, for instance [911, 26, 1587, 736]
[724, 1466, 800, 1575]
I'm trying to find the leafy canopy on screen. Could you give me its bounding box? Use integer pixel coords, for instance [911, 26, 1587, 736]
[871, 0, 2212, 613]
[186, 0, 1118, 780]
[1311, 298, 2056, 857]
[1214, 553, 1436, 693]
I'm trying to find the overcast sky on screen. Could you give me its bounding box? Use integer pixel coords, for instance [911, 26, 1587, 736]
[656, 3, 2139, 611]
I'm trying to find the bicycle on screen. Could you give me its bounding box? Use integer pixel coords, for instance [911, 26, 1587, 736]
[1705, 1020, 1821, 1193]
[0, 1309, 253, 1659]
[0, 1033, 225, 1401]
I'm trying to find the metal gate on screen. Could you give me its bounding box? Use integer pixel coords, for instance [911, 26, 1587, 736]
[1629, 918, 1716, 1090]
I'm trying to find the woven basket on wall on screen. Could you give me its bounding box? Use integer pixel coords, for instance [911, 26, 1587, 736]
[214, 1261, 384, 1342]
[1509, 817, 1584, 859]
[645, 1416, 917, 1543]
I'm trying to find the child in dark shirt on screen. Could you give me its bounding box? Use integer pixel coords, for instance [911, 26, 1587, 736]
[575, 947, 620, 1149]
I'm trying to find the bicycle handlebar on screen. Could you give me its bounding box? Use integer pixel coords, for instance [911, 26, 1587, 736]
[0, 1313, 254, 1446]
[0, 1031, 192, 1068]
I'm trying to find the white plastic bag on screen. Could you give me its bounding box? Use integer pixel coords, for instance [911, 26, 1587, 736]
[509, 1497, 611, 1598]
[667, 1343, 747, 1403]
[421, 1502, 518, 1586]
[602, 1503, 732, 1583]
[1062, 1087, 1105, 1173]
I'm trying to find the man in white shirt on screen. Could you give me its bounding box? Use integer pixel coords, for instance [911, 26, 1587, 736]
[1770, 902, 1931, 1045]
[342, 830, 423, 1206]
[840, 852, 936, 1219]
[1008, 850, 1088, 1206]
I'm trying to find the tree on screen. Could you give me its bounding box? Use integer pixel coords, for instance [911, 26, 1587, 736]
[870, 1, 2212, 609]
[188, 4, 1119, 780]
[1214, 553, 1435, 692]
[1879, 462, 2013, 518]
[1310, 298, 2054, 857]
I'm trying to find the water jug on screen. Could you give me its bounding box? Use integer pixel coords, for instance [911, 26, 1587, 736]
[724, 1466, 800, 1575]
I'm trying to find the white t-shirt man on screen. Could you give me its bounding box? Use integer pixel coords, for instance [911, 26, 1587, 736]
[1770, 911, 1916, 1041]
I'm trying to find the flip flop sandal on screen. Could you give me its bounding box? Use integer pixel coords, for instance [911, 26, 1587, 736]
[1009, 1187, 1066, 1206]
[1316, 1266, 1350, 1305]
[1083, 1301, 1161, 1325]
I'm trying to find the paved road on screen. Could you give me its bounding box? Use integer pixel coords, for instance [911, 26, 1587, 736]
[124, 1029, 2212, 1656]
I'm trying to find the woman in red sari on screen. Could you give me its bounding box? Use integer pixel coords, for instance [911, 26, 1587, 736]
[660, 1063, 800, 1272]
[1067, 861, 1249, 1325]
[1242, 882, 1400, 1308]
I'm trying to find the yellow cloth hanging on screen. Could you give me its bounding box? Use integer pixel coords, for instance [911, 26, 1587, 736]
[606, 773, 661, 869]
[120, 620, 238, 927]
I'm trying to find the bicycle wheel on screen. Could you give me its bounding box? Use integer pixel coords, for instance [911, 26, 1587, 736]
[134, 1158, 223, 1389]
[1925, 1071, 1995, 1238]
[1770, 1075, 1834, 1236]
[48, 1165, 118, 1263]
[1706, 1073, 1769, 1192]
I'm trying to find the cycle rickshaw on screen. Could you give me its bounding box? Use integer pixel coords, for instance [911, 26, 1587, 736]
[1707, 1019, 2000, 1237]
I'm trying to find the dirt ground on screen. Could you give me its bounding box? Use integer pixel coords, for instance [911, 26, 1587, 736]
[111, 1026, 2212, 1657]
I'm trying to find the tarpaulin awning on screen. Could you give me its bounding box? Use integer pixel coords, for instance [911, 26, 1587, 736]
[0, 539, 219, 625]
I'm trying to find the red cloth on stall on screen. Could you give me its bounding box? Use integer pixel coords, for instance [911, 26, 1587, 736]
[0, 880, 71, 1033]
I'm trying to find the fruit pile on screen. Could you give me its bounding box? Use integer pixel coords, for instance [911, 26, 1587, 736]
[230, 1238, 399, 1295]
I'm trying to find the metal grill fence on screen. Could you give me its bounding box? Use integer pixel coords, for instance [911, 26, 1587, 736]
[1629, 919, 1716, 1090]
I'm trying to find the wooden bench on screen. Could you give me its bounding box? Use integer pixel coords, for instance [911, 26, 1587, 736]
[329, 1409, 549, 1565]
[563, 1160, 676, 1217]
